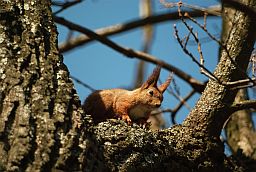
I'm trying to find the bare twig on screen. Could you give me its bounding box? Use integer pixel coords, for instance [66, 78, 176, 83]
[54, 16, 205, 93]
[171, 90, 196, 124]
[70, 75, 95, 92]
[171, 77, 180, 96]
[53, 0, 83, 15]
[167, 88, 192, 110]
[184, 12, 254, 84]
[173, 24, 219, 82]
[230, 100, 256, 112]
[170, 3, 255, 90]
[184, 12, 225, 48]
[160, 0, 221, 16]
[183, 31, 191, 49]
[57, 6, 220, 53]
[225, 78, 256, 90]
[185, 33, 220, 46]
[203, 12, 207, 29]
[165, 83, 195, 124]
[176, 5, 221, 83]
[151, 109, 173, 116]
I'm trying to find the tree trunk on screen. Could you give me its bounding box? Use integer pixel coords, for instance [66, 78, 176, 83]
[0, 1, 87, 171]
[0, 0, 255, 171]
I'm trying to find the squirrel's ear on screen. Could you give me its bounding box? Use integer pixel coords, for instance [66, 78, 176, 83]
[158, 73, 173, 93]
[141, 66, 161, 90]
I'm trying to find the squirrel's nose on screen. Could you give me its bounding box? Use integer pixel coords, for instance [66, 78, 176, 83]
[155, 103, 161, 108]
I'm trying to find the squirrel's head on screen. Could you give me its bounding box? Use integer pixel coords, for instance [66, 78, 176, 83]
[138, 65, 172, 109]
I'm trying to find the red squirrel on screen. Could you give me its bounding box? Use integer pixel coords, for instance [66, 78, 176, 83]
[83, 66, 172, 124]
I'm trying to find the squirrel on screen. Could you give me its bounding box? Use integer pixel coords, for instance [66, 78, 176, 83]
[82, 66, 172, 124]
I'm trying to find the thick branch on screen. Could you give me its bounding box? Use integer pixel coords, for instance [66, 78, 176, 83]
[182, 0, 256, 137]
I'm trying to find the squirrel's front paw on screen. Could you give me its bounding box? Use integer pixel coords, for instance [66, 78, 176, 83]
[121, 115, 132, 125]
[136, 118, 148, 124]
[135, 118, 151, 129]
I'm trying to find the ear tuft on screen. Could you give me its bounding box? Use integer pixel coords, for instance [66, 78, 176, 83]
[141, 65, 161, 89]
[158, 72, 173, 93]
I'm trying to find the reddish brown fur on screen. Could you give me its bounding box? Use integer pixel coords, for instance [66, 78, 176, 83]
[83, 66, 172, 124]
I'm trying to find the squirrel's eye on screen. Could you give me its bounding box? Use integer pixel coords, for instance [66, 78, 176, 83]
[148, 90, 154, 96]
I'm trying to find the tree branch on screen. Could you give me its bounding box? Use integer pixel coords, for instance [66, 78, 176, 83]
[57, 6, 220, 53]
[223, 0, 256, 18]
[53, 0, 83, 15]
[182, 0, 256, 137]
[70, 75, 95, 92]
[225, 78, 256, 90]
[230, 100, 256, 112]
[54, 16, 205, 93]
[171, 89, 196, 124]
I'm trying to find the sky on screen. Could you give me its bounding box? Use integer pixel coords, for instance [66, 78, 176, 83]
[54, 0, 222, 127]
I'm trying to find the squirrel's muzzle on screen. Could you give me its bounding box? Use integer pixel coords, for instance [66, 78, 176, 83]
[155, 103, 161, 108]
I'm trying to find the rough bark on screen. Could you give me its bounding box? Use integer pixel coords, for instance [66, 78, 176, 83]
[0, 0, 255, 172]
[225, 89, 256, 159]
[0, 1, 87, 171]
[219, 0, 256, 162]
[183, 0, 256, 137]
